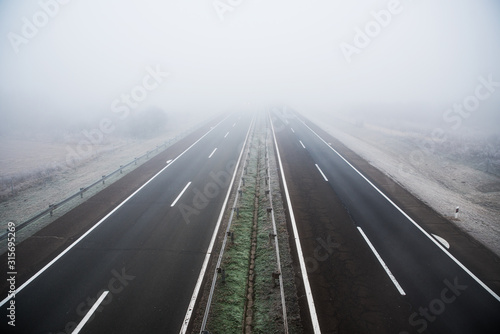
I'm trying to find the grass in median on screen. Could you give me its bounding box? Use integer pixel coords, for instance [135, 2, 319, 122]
[253, 202, 281, 333]
[205, 149, 258, 333]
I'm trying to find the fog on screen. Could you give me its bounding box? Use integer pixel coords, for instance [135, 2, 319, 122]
[1, 0, 500, 136]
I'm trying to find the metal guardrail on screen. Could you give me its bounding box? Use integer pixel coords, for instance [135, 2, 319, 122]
[199, 118, 255, 332]
[1, 124, 203, 241]
[264, 126, 289, 333]
[200, 116, 288, 333]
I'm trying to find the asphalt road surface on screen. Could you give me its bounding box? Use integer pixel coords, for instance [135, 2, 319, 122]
[271, 111, 500, 334]
[1, 113, 252, 334]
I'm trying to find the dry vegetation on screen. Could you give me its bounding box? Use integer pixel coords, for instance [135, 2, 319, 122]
[313, 112, 500, 256]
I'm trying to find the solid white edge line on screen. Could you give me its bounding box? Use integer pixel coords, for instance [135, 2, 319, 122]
[171, 182, 191, 207]
[71, 290, 109, 334]
[270, 114, 322, 333]
[299, 140, 306, 149]
[0, 115, 231, 308]
[298, 117, 500, 302]
[315, 164, 328, 182]
[208, 147, 217, 159]
[357, 227, 406, 295]
[179, 116, 254, 334]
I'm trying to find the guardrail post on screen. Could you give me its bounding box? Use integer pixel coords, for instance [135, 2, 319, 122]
[135, 158, 138, 165]
[227, 231, 234, 244]
[272, 271, 280, 288]
[265, 190, 270, 197]
[102, 175, 106, 184]
[242, 177, 245, 186]
[267, 207, 272, 217]
[49, 204, 55, 216]
[238, 189, 243, 197]
[120, 165, 123, 174]
[80, 188, 85, 198]
[269, 232, 276, 245]
[217, 267, 226, 283]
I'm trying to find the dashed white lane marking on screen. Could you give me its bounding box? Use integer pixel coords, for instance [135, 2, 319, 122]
[224, 132, 229, 138]
[208, 148, 217, 159]
[72, 290, 109, 334]
[0, 116, 230, 309]
[432, 234, 450, 249]
[315, 164, 328, 182]
[299, 117, 500, 302]
[233, 123, 236, 127]
[180, 116, 254, 334]
[299, 140, 306, 149]
[171, 182, 191, 207]
[357, 227, 406, 296]
[291, 128, 295, 133]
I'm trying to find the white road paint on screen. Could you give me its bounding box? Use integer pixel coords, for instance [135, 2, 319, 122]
[290, 128, 295, 133]
[208, 148, 217, 159]
[270, 115, 322, 334]
[357, 227, 406, 295]
[224, 132, 229, 138]
[179, 116, 254, 334]
[0, 116, 231, 308]
[298, 117, 500, 302]
[432, 234, 450, 249]
[166, 159, 172, 164]
[233, 122, 236, 127]
[315, 164, 328, 182]
[299, 140, 306, 149]
[72, 290, 109, 334]
[171, 182, 191, 207]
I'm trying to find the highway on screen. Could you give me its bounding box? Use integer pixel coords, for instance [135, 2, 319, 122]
[0, 113, 252, 334]
[271, 111, 500, 333]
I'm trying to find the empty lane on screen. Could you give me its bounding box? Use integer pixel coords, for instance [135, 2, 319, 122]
[1, 113, 252, 334]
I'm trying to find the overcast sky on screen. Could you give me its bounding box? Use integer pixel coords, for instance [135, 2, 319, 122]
[1, 0, 500, 133]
